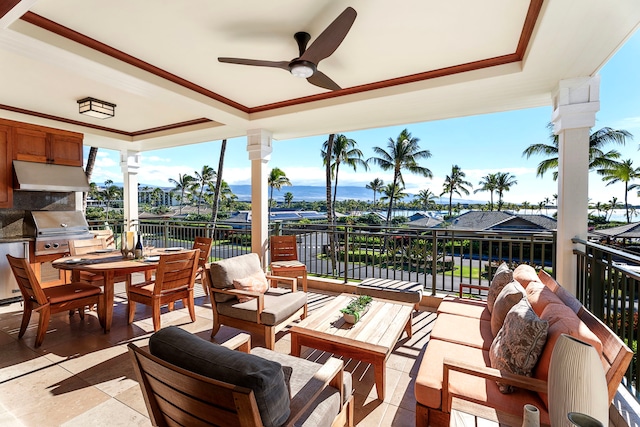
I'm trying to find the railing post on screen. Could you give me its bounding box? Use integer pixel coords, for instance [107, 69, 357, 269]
[589, 247, 605, 318]
[163, 221, 169, 248]
[274, 221, 282, 236]
[343, 227, 349, 284]
[431, 231, 438, 296]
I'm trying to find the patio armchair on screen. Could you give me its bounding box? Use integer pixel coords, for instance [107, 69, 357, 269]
[192, 236, 213, 295]
[206, 252, 307, 350]
[129, 326, 353, 427]
[6, 254, 105, 347]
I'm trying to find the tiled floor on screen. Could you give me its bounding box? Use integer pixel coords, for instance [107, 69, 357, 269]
[0, 276, 437, 427]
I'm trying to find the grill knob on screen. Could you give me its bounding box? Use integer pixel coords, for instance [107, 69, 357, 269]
[52, 243, 59, 248]
[44, 243, 51, 249]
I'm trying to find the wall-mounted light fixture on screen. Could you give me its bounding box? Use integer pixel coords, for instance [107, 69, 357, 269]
[77, 97, 116, 119]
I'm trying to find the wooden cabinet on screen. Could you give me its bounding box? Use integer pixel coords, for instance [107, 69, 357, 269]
[0, 125, 12, 208]
[3, 119, 84, 167]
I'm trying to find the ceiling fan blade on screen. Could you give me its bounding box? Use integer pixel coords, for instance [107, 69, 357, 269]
[218, 57, 290, 70]
[307, 70, 341, 91]
[300, 7, 357, 65]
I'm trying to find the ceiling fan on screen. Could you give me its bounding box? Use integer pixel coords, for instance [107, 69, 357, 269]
[218, 7, 357, 91]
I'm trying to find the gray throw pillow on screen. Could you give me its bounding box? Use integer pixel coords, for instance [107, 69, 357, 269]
[149, 326, 290, 427]
[487, 263, 513, 313]
[489, 299, 549, 393]
[490, 280, 526, 336]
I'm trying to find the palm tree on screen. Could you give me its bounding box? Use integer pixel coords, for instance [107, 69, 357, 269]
[440, 165, 472, 218]
[521, 201, 531, 214]
[522, 123, 632, 180]
[379, 183, 407, 208]
[495, 172, 517, 211]
[607, 196, 620, 221]
[543, 197, 550, 215]
[211, 139, 227, 230]
[324, 134, 337, 274]
[366, 178, 384, 209]
[83, 147, 99, 213]
[268, 167, 292, 216]
[597, 159, 640, 223]
[368, 129, 432, 224]
[168, 173, 195, 215]
[416, 189, 437, 211]
[321, 134, 368, 219]
[100, 180, 121, 220]
[193, 165, 216, 215]
[284, 192, 294, 207]
[474, 173, 498, 211]
[151, 187, 164, 207]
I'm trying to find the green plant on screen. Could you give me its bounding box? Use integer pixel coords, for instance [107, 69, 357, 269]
[340, 295, 373, 323]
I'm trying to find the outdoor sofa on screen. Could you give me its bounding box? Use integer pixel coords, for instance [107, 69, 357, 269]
[414, 263, 633, 426]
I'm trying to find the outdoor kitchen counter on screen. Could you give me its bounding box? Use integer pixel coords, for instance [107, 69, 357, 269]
[0, 236, 33, 243]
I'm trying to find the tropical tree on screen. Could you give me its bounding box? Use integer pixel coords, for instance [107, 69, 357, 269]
[379, 183, 407, 207]
[268, 167, 292, 215]
[495, 172, 517, 211]
[597, 159, 640, 223]
[474, 173, 498, 211]
[543, 197, 550, 215]
[169, 173, 195, 215]
[607, 196, 620, 221]
[366, 178, 384, 209]
[100, 179, 121, 220]
[521, 201, 531, 215]
[522, 123, 632, 180]
[193, 165, 216, 215]
[368, 129, 432, 224]
[416, 188, 437, 211]
[321, 134, 368, 219]
[440, 165, 472, 218]
[324, 134, 337, 274]
[83, 147, 99, 213]
[284, 192, 294, 207]
[151, 187, 164, 207]
[211, 139, 227, 230]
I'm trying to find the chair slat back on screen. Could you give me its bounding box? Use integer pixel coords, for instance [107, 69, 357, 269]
[270, 235, 299, 262]
[69, 238, 106, 256]
[6, 255, 48, 305]
[154, 250, 200, 295]
[193, 237, 213, 268]
[90, 229, 116, 248]
[128, 343, 262, 427]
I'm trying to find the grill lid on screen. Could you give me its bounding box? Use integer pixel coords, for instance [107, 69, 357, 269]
[25, 211, 90, 236]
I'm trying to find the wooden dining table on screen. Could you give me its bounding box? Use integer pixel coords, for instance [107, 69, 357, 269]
[52, 249, 177, 332]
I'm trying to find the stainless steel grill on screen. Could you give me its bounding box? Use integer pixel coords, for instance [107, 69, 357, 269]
[25, 211, 94, 256]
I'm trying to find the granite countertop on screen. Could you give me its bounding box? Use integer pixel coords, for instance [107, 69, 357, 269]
[0, 236, 34, 243]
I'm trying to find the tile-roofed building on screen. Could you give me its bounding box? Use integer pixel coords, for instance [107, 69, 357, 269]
[438, 211, 556, 231]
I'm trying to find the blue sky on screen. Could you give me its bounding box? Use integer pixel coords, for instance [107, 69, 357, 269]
[88, 30, 640, 205]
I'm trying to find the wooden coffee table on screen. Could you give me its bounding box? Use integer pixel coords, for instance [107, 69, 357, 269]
[289, 293, 414, 400]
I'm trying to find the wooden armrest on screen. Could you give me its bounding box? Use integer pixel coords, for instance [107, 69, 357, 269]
[219, 333, 251, 353]
[284, 357, 344, 427]
[266, 274, 298, 291]
[459, 283, 490, 298]
[442, 358, 547, 413]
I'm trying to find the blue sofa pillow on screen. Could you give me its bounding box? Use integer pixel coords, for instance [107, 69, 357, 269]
[149, 326, 290, 427]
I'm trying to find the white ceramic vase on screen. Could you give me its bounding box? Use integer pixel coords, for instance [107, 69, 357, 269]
[522, 404, 540, 427]
[548, 334, 608, 427]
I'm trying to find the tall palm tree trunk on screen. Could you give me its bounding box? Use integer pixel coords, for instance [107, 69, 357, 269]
[211, 140, 227, 235]
[325, 134, 337, 275]
[83, 147, 98, 213]
[385, 173, 399, 225]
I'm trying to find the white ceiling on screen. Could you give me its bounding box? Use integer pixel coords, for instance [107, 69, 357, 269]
[0, 0, 639, 152]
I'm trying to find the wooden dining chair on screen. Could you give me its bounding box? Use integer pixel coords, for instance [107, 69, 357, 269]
[6, 255, 105, 347]
[270, 235, 308, 292]
[192, 236, 213, 296]
[69, 239, 131, 289]
[126, 249, 200, 331]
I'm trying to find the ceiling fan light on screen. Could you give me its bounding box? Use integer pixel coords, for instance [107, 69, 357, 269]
[291, 63, 314, 78]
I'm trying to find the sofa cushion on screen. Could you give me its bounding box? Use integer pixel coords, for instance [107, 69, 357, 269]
[414, 338, 550, 425]
[209, 253, 264, 302]
[217, 287, 308, 326]
[536, 269, 559, 292]
[233, 271, 269, 303]
[489, 299, 548, 393]
[356, 278, 423, 304]
[553, 285, 583, 314]
[437, 296, 491, 321]
[533, 303, 603, 408]
[490, 280, 526, 336]
[525, 280, 564, 316]
[512, 264, 539, 288]
[251, 347, 352, 427]
[487, 263, 513, 313]
[430, 312, 493, 350]
[149, 326, 290, 427]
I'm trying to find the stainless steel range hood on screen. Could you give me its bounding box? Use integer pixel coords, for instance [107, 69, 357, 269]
[13, 160, 89, 192]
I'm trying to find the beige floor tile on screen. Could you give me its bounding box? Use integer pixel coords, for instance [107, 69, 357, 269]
[60, 398, 151, 427]
[380, 403, 415, 426]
